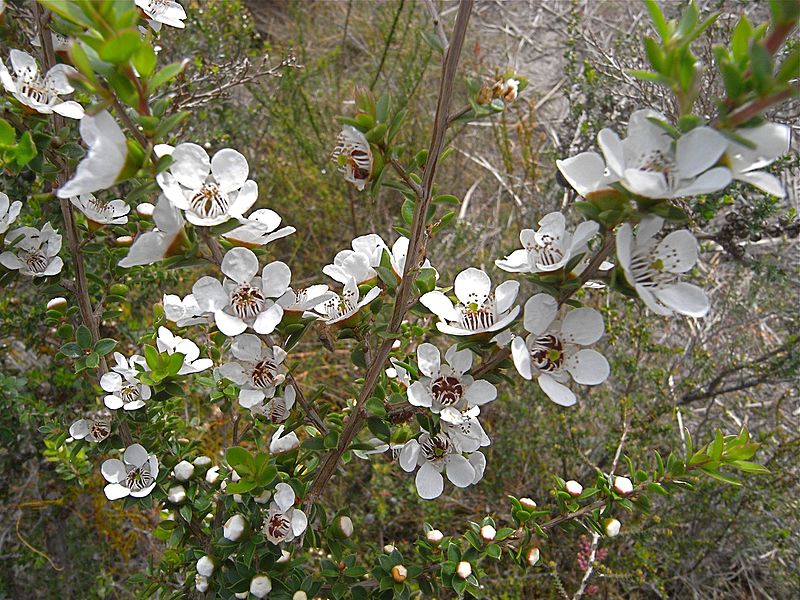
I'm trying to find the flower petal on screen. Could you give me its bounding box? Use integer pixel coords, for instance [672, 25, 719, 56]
[538, 373, 576, 406]
[222, 247, 259, 284]
[420, 291, 458, 321]
[445, 454, 475, 488]
[407, 381, 433, 407]
[171, 143, 210, 190]
[736, 170, 785, 198]
[211, 148, 249, 193]
[597, 129, 625, 177]
[261, 261, 291, 297]
[494, 280, 519, 314]
[399, 440, 420, 472]
[511, 336, 532, 380]
[214, 310, 248, 336]
[561, 308, 604, 345]
[523, 293, 557, 335]
[101, 458, 126, 483]
[416, 462, 444, 499]
[253, 303, 284, 334]
[454, 268, 491, 305]
[653, 282, 709, 317]
[464, 379, 497, 406]
[104, 483, 131, 500]
[444, 344, 472, 375]
[192, 276, 227, 311]
[273, 482, 295, 512]
[676, 127, 727, 178]
[124, 444, 149, 468]
[565, 349, 609, 385]
[655, 230, 697, 273]
[676, 167, 731, 197]
[417, 343, 441, 377]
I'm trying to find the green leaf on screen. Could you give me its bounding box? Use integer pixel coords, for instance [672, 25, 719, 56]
[85, 352, 99, 368]
[486, 544, 501, 559]
[728, 460, 770, 475]
[132, 43, 157, 78]
[0, 119, 14, 145]
[76, 325, 92, 350]
[750, 42, 773, 94]
[367, 416, 390, 441]
[166, 352, 185, 376]
[401, 199, 415, 226]
[700, 468, 741, 486]
[15, 132, 38, 167]
[420, 30, 445, 54]
[643, 0, 670, 40]
[731, 14, 753, 63]
[93, 338, 117, 355]
[226, 446, 253, 468]
[143, 344, 160, 370]
[99, 29, 142, 64]
[60, 342, 82, 358]
[150, 61, 187, 89]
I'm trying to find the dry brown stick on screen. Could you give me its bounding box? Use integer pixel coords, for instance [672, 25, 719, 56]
[304, 0, 475, 509]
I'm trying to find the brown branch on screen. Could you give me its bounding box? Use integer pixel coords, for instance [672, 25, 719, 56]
[720, 82, 799, 128]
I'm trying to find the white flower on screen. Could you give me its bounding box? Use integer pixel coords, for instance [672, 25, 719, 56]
[313, 277, 381, 325]
[616, 215, 709, 317]
[324, 234, 433, 284]
[269, 425, 300, 454]
[351, 437, 405, 460]
[109, 351, 147, 378]
[68, 415, 111, 443]
[496, 212, 599, 274]
[157, 143, 257, 226]
[172, 460, 195, 481]
[196, 556, 215, 577]
[440, 405, 490, 454]
[223, 514, 246, 541]
[613, 475, 633, 495]
[0, 223, 63, 277]
[192, 247, 290, 335]
[456, 561, 472, 579]
[480, 525, 496, 541]
[604, 518, 621, 537]
[135, 0, 186, 31]
[250, 386, 296, 423]
[223, 208, 296, 247]
[156, 326, 213, 374]
[163, 292, 209, 327]
[56, 111, 128, 198]
[511, 294, 609, 407]
[195, 575, 209, 593]
[69, 194, 129, 225]
[399, 432, 477, 500]
[250, 575, 273, 599]
[333, 125, 372, 191]
[101, 352, 151, 411]
[263, 482, 307, 544]
[0, 192, 22, 235]
[277, 284, 336, 319]
[565, 480, 583, 496]
[101, 444, 159, 500]
[0, 49, 83, 119]
[167, 484, 186, 503]
[726, 122, 790, 198]
[420, 267, 519, 336]
[219, 333, 287, 408]
[492, 77, 519, 103]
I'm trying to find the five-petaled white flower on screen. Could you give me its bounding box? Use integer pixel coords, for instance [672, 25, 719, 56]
[56, 111, 128, 198]
[332, 125, 373, 191]
[101, 352, 151, 410]
[70, 193, 130, 225]
[512, 293, 609, 407]
[726, 122, 791, 198]
[219, 333, 287, 408]
[496, 212, 599, 274]
[156, 326, 213, 374]
[0, 49, 83, 119]
[193, 247, 290, 336]
[163, 292, 209, 327]
[400, 432, 484, 500]
[135, 0, 187, 31]
[0, 192, 22, 235]
[323, 234, 387, 285]
[223, 208, 296, 247]
[251, 385, 296, 423]
[157, 143, 258, 226]
[262, 482, 307, 544]
[101, 443, 159, 500]
[313, 277, 381, 325]
[119, 195, 185, 267]
[0, 223, 63, 277]
[420, 267, 519, 336]
[558, 109, 732, 199]
[68, 414, 111, 443]
[277, 284, 336, 319]
[616, 215, 709, 317]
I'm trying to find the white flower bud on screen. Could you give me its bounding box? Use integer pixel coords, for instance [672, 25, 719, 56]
[223, 514, 246, 541]
[604, 518, 621, 537]
[520, 497, 537, 509]
[47, 297, 67, 311]
[527, 547, 540, 566]
[115, 235, 133, 247]
[136, 202, 155, 217]
[234, 593, 248, 599]
[613, 476, 633, 495]
[480, 525, 496, 541]
[456, 561, 472, 579]
[193, 455, 212, 468]
[277, 549, 291, 564]
[426, 529, 444, 544]
[337, 515, 354, 538]
[205, 466, 220, 485]
[383, 544, 396, 554]
[195, 575, 209, 592]
[173, 460, 195, 481]
[167, 485, 186, 504]
[292, 592, 308, 600]
[249, 574, 272, 599]
[392, 339, 401, 349]
[196, 555, 215, 577]
[385, 367, 398, 379]
[233, 494, 243, 504]
[565, 480, 583, 497]
[391, 565, 407, 583]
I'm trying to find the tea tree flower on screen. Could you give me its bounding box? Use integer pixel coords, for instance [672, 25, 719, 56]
[101, 443, 159, 500]
[527, 547, 540, 566]
[69, 415, 111, 443]
[251, 386, 296, 423]
[0, 192, 22, 234]
[420, 267, 520, 336]
[511, 294, 609, 407]
[333, 125, 372, 191]
[391, 565, 408, 583]
[616, 215, 709, 317]
[0, 49, 83, 118]
[162, 292, 209, 327]
[323, 234, 387, 284]
[456, 561, 472, 579]
[427, 529, 444, 544]
[400, 432, 477, 499]
[726, 122, 791, 198]
[277, 284, 336, 318]
[263, 482, 307, 544]
[157, 143, 257, 226]
[565, 480, 583, 496]
[223, 514, 246, 541]
[156, 326, 213, 374]
[69, 193, 129, 225]
[0, 223, 63, 277]
[613, 475, 633, 495]
[492, 77, 519, 103]
[135, 0, 187, 31]
[250, 575, 272, 599]
[604, 518, 621, 537]
[480, 524, 496, 541]
[101, 370, 151, 410]
[172, 460, 195, 481]
[223, 208, 296, 247]
[30, 31, 71, 54]
[192, 247, 290, 336]
[270, 425, 300, 454]
[219, 333, 287, 408]
[496, 212, 599, 274]
[196, 556, 215, 577]
[314, 277, 381, 325]
[440, 405, 490, 453]
[57, 111, 128, 198]
[167, 485, 186, 504]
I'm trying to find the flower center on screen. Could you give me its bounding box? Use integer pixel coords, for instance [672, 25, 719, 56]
[250, 360, 280, 389]
[431, 376, 464, 407]
[24, 250, 48, 273]
[267, 397, 288, 424]
[189, 183, 229, 220]
[90, 420, 111, 442]
[229, 283, 265, 319]
[18, 77, 56, 105]
[266, 513, 290, 542]
[120, 384, 141, 404]
[420, 434, 451, 463]
[347, 149, 372, 180]
[141, 0, 170, 17]
[322, 289, 357, 321]
[530, 333, 564, 372]
[125, 464, 154, 491]
[628, 248, 674, 289]
[637, 149, 679, 190]
[85, 196, 114, 219]
[533, 239, 565, 268]
[457, 297, 496, 332]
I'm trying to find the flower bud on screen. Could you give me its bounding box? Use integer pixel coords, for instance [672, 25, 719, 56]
[47, 297, 67, 311]
[115, 235, 133, 247]
[456, 561, 472, 579]
[173, 460, 195, 481]
[249, 574, 272, 599]
[167, 485, 186, 504]
[337, 515, 354, 538]
[385, 367, 398, 379]
[223, 514, 246, 541]
[426, 529, 444, 544]
[527, 547, 540, 566]
[604, 518, 621, 537]
[193, 455, 212, 468]
[136, 202, 155, 217]
[292, 592, 308, 600]
[565, 480, 583, 497]
[480, 525, 496, 541]
[613, 476, 633, 495]
[205, 465, 220, 485]
[196, 555, 215, 577]
[392, 339, 401, 349]
[234, 593, 248, 599]
[391, 565, 407, 583]
[383, 544, 396, 554]
[277, 549, 291, 563]
[520, 497, 537, 509]
[195, 575, 208, 592]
